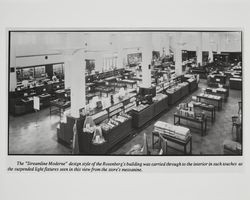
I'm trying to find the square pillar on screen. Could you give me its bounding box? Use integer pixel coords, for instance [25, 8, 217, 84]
[70, 49, 86, 118]
[64, 55, 71, 89]
[196, 32, 203, 66]
[141, 33, 153, 88]
[174, 32, 182, 76]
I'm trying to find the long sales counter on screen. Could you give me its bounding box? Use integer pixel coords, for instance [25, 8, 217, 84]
[57, 77, 198, 154]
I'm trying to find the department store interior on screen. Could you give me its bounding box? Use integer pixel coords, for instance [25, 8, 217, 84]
[8, 31, 242, 155]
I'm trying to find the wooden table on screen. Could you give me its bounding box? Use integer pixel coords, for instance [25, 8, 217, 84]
[235, 119, 242, 143]
[196, 94, 223, 110]
[152, 130, 192, 154]
[117, 79, 137, 88]
[95, 86, 114, 97]
[230, 78, 242, 90]
[193, 102, 216, 123]
[174, 113, 207, 136]
[50, 99, 70, 118]
[205, 87, 228, 101]
[86, 93, 96, 103]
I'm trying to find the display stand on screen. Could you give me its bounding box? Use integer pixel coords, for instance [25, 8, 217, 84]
[33, 96, 40, 127]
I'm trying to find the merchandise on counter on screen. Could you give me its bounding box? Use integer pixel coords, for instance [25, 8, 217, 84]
[187, 78, 196, 83]
[176, 102, 207, 120]
[198, 93, 221, 100]
[184, 74, 195, 79]
[83, 116, 96, 133]
[154, 121, 191, 140]
[132, 104, 149, 112]
[190, 101, 215, 109]
[91, 110, 108, 121]
[61, 109, 71, 123]
[153, 93, 168, 102]
[166, 84, 182, 94]
[100, 113, 131, 132]
[124, 101, 136, 113]
[178, 82, 189, 87]
[92, 126, 106, 145]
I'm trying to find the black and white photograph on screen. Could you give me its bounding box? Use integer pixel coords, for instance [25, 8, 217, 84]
[8, 30, 243, 156]
[2, 0, 250, 200]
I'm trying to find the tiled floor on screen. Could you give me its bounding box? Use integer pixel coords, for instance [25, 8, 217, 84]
[9, 79, 242, 155]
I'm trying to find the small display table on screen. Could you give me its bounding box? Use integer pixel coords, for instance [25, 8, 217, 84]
[152, 121, 192, 154]
[192, 102, 216, 123]
[229, 78, 242, 90]
[196, 93, 223, 110]
[174, 113, 207, 136]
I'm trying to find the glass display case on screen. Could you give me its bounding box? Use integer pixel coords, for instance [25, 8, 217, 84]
[53, 63, 64, 78]
[34, 66, 46, 78]
[16, 67, 34, 82]
[127, 53, 142, 66]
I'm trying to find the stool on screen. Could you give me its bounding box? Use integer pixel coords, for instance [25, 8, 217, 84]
[223, 140, 242, 155]
[238, 101, 242, 114]
[232, 116, 239, 133]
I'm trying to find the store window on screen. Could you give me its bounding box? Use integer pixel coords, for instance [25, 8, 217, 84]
[103, 56, 117, 71]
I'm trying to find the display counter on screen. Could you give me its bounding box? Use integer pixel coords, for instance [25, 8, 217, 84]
[210, 74, 227, 84]
[180, 82, 189, 98]
[229, 78, 242, 90]
[187, 78, 198, 93]
[57, 115, 76, 145]
[191, 101, 216, 122]
[50, 98, 70, 117]
[166, 87, 181, 105]
[153, 95, 169, 116]
[78, 117, 132, 154]
[196, 93, 223, 110]
[205, 87, 228, 101]
[174, 113, 207, 136]
[86, 68, 125, 83]
[131, 104, 154, 128]
[117, 79, 137, 88]
[9, 81, 65, 116]
[191, 68, 207, 79]
[153, 121, 192, 154]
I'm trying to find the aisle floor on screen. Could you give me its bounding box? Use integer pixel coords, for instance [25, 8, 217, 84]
[8, 79, 242, 155]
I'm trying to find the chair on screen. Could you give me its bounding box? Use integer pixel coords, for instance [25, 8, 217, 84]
[232, 116, 239, 133]
[223, 140, 242, 155]
[158, 133, 168, 155]
[126, 133, 149, 155]
[238, 101, 242, 114]
[152, 131, 160, 149]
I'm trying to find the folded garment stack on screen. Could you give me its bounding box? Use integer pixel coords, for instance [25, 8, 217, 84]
[154, 121, 191, 141]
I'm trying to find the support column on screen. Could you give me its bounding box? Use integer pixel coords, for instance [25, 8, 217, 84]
[208, 33, 214, 62]
[117, 33, 123, 68]
[64, 55, 71, 89]
[70, 49, 86, 118]
[141, 33, 152, 88]
[196, 32, 203, 66]
[216, 33, 221, 54]
[162, 33, 170, 56]
[174, 32, 182, 76]
[10, 33, 17, 91]
[95, 52, 103, 72]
